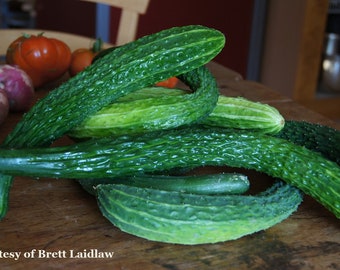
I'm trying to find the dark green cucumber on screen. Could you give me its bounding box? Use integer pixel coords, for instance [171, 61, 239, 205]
[97, 181, 302, 244]
[4, 25, 224, 148]
[0, 126, 338, 217]
[0, 25, 225, 219]
[274, 120, 340, 165]
[79, 173, 250, 196]
[69, 88, 284, 139]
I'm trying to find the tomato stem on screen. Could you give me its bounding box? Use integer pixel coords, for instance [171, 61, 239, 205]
[92, 38, 103, 53]
[22, 33, 32, 39]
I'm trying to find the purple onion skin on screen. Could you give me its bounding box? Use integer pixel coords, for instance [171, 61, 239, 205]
[0, 65, 34, 112]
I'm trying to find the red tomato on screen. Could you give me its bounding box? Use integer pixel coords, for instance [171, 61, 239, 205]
[155, 77, 179, 88]
[6, 34, 71, 87]
[69, 48, 96, 77]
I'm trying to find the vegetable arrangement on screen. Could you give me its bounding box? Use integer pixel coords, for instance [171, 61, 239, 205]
[0, 25, 339, 245]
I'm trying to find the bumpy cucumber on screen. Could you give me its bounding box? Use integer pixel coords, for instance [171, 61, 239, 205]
[69, 64, 219, 139]
[274, 120, 340, 165]
[79, 173, 250, 196]
[0, 25, 225, 219]
[69, 88, 284, 138]
[0, 126, 338, 217]
[97, 181, 302, 244]
[4, 25, 224, 148]
[201, 95, 284, 134]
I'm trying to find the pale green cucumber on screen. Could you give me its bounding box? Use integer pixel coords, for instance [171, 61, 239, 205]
[69, 88, 284, 139]
[201, 95, 285, 134]
[96, 181, 302, 245]
[68, 64, 219, 139]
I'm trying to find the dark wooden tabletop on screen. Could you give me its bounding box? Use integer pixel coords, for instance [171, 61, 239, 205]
[0, 61, 339, 270]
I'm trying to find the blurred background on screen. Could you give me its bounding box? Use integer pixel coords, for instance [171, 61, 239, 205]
[1, 0, 339, 120]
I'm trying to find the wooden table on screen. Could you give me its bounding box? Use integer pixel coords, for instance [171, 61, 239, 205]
[0, 62, 339, 270]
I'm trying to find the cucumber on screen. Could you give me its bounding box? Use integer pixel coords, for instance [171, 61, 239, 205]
[69, 64, 219, 139]
[79, 173, 250, 196]
[97, 181, 302, 244]
[0, 126, 338, 217]
[201, 95, 284, 134]
[0, 25, 225, 219]
[69, 88, 284, 139]
[4, 25, 224, 148]
[274, 120, 340, 165]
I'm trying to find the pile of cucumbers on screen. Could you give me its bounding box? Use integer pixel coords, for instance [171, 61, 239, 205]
[0, 25, 338, 245]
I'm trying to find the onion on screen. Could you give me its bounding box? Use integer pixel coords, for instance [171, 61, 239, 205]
[0, 89, 9, 125]
[0, 65, 34, 112]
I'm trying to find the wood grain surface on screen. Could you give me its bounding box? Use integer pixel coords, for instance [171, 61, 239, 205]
[0, 62, 338, 270]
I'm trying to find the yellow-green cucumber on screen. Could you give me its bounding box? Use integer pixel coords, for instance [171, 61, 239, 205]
[69, 87, 285, 139]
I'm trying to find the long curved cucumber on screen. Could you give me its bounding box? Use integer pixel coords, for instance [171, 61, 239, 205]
[97, 181, 302, 244]
[4, 25, 224, 148]
[79, 173, 250, 196]
[0, 126, 338, 217]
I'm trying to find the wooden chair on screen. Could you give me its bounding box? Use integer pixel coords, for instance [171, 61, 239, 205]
[0, 0, 150, 54]
[81, 0, 150, 45]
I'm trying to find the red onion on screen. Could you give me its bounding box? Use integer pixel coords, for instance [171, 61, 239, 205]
[0, 65, 34, 112]
[0, 89, 9, 125]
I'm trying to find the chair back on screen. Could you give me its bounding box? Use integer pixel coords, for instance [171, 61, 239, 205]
[0, 0, 150, 54]
[81, 0, 150, 45]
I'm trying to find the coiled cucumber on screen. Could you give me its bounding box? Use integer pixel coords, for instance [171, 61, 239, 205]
[79, 173, 250, 196]
[97, 181, 302, 244]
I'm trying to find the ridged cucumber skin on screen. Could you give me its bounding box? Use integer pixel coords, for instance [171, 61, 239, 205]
[274, 120, 340, 165]
[97, 181, 302, 245]
[70, 88, 284, 139]
[201, 96, 284, 134]
[0, 25, 225, 219]
[3, 25, 224, 148]
[78, 173, 250, 196]
[0, 127, 338, 217]
[69, 64, 219, 138]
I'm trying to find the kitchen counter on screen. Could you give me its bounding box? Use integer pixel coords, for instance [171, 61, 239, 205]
[0, 61, 339, 270]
